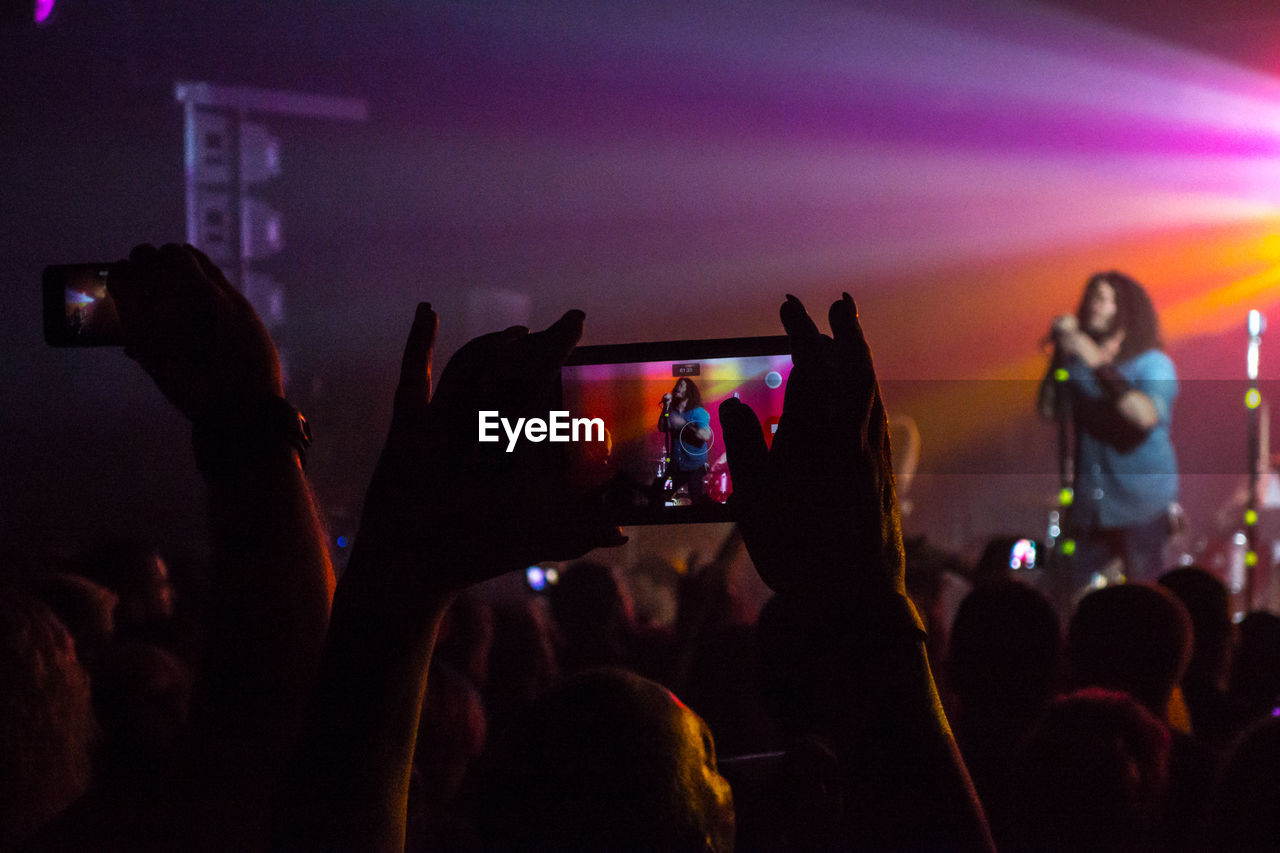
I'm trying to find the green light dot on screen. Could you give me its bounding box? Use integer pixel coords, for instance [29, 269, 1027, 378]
[1246, 388, 1262, 409]
[1059, 488, 1074, 507]
[1053, 368, 1070, 383]
[1246, 509, 1259, 526]
[1246, 551, 1259, 567]
[1061, 539, 1077, 556]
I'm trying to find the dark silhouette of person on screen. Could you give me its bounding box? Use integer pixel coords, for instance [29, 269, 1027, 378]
[1229, 610, 1280, 724]
[1066, 583, 1213, 851]
[1006, 688, 1170, 853]
[946, 580, 1062, 845]
[1159, 566, 1252, 748]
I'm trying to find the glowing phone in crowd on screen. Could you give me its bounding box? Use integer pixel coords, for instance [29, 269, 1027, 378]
[43, 263, 125, 347]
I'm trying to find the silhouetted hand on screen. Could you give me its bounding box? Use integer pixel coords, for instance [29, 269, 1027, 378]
[355, 304, 626, 594]
[107, 243, 283, 424]
[719, 294, 903, 597]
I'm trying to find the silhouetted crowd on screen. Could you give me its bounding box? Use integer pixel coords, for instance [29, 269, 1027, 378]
[3, 245, 1280, 851]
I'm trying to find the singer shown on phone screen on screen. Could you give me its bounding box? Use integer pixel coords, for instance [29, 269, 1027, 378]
[658, 377, 713, 504]
[1038, 271, 1179, 592]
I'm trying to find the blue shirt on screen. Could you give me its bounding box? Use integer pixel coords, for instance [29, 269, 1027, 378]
[673, 405, 711, 471]
[1068, 349, 1178, 529]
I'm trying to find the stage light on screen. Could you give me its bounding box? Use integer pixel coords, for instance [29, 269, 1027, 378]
[1248, 309, 1263, 380]
[1058, 487, 1074, 507]
[240, 121, 282, 185]
[34, 0, 53, 25]
[1060, 539, 1076, 556]
[1053, 368, 1069, 383]
[241, 198, 284, 260]
[1246, 509, 1259, 525]
[1246, 387, 1262, 409]
[1246, 550, 1259, 567]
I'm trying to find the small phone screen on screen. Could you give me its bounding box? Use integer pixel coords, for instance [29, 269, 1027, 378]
[562, 337, 790, 524]
[43, 264, 124, 346]
[1010, 538, 1037, 570]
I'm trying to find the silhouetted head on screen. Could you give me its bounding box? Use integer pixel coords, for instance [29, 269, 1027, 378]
[629, 557, 682, 631]
[947, 580, 1061, 715]
[1209, 716, 1280, 850]
[1008, 688, 1169, 853]
[1158, 566, 1233, 689]
[1067, 584, 1191, 717]
[479, 668, 734, 852]
[1075, 271, 1162, 361]
[548, 560, 631, 667]
[70, 538, 175, 633]
[1230, 611, 1280, 716]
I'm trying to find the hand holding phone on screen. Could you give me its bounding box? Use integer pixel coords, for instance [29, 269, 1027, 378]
[354, 306, 627, 596]
[46, 245, 284, 429]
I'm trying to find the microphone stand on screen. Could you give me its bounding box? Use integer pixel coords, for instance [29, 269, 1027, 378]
[660, 398, 674, 490]
[1042, 344, 1075, 594]
[1245, 310, 1265, 610]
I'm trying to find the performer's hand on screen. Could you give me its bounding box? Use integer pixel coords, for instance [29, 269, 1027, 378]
[719, 294, 903, 597]
[107, 243, 283, 425]
[353, 305, 626, 597]
[1051, 314, 1079, 337]
[1058, 328, 1111, 368]
[662, 393, 673, 404]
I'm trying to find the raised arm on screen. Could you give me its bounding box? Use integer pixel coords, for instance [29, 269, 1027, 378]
[108, 243, 334, 844]
[720, 294, 994, 851]
[280, 306, 623, 850]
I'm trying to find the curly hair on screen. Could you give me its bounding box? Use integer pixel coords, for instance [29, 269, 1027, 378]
[670, 377, 703, 412]
[1075, 271, 1163, 362]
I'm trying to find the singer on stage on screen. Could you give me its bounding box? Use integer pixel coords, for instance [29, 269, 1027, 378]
[1039, 271, 1179, 586]
[658, 377, 712, 503]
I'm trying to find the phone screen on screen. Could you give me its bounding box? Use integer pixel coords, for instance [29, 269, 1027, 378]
[561, 335, 790, 524]
[1010, 538, 1037, 571]
[43, 264, 124, 346]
